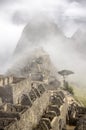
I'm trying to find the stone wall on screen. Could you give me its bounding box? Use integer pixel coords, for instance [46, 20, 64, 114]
[11, 78, 31, 104]
[30, 90, 69, 130]
[0, 86, 13, 103]
[0, 78, 4, 86]
[0, 76, 11, 86]
[0, 75, 25, 87]
[5, 91, 50, 130]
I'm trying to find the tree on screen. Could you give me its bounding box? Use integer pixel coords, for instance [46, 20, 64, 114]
[58, 69, 74, 95]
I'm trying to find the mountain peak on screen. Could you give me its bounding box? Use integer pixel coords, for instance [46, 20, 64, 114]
[14, 15, 63, 55]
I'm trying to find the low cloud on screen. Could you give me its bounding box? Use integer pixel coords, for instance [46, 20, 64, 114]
[0, 0, 86, 88]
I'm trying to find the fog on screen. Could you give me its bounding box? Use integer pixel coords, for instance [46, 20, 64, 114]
[0, 0, 86, 87]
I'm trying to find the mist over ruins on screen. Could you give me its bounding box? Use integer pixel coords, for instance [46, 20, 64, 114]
[0, 6, 86, 130]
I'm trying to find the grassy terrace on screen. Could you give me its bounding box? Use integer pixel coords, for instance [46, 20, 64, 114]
[73, 86, 86, 107]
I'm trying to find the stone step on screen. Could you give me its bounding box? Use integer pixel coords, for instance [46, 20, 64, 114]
[66, 125, 75, 130]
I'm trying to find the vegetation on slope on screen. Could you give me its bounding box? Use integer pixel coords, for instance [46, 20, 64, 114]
[63, 81, 86, 107]
[73, 86, 86, 107]
[63, 81, 74, 95]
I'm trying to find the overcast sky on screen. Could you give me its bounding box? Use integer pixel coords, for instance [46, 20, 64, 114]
[0, 0, 86, 73]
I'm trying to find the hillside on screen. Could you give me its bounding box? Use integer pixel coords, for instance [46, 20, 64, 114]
[74, 86, 86, 106]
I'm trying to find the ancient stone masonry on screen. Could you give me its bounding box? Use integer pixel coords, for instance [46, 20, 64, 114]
[0, 104, 28, 130]
[33, 90, 69, 130]
[32, 90, 86, 130]
[0, 50, 86, 130]
[0, 52, 62, 130]
[0, 74, 85, 130]
[0, 68, 70, 130]
[0, 75, 25, 87]
[0, 76, 51, 130]
[0, 76, 31, 104]
[74, 116, 86, 130]
[11, 77, 32, 104]
[66, 99, 86, 130]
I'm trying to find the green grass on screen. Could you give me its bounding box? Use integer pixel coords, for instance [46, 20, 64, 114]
[73, 86, 86, 107]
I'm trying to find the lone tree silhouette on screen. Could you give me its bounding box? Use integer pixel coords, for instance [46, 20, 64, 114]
[58, 70, 74, 94]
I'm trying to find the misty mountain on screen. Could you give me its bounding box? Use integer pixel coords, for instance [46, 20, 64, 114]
[14, 16, 65, 55]
[6, 16, 86, 87]
[6, 16, 67, 84]
[7, 16, 70, 76]
[72, 30, 86, 58]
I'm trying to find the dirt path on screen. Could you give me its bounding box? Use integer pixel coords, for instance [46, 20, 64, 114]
[66, 125, 75, 130]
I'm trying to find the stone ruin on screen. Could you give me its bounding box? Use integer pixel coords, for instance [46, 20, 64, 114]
[0, 70, 68, 130]
[0, 76, 85, 130]
[0, 52, 85, 130]
[0, 79, 50, 130]
[74, 115, 86, 130]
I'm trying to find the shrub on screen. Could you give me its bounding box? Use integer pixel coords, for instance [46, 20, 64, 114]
[64, 81, 74, 95]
